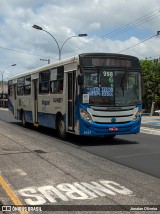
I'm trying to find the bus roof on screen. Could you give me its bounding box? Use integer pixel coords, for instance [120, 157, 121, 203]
[8, 54, 79, 81]
[8, 52, 139, 81]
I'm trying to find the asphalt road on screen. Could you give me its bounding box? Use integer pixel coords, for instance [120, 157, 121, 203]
[79, 134, 160, 179]
[1, 109, 160, 179]
[0, 109, 160, 213]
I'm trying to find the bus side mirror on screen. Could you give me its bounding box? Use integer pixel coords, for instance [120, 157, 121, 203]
[78, 75, 83, 86]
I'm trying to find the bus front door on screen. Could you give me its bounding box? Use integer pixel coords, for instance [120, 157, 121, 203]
[68, 71, 75, 131]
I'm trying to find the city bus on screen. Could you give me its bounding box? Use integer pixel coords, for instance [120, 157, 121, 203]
[8, 53, 142, 139]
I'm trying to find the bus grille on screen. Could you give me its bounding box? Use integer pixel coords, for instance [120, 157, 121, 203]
[87, 106, 138, 124]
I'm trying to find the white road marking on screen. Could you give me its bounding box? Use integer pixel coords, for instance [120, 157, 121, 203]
[12, 169, 27, 176]
[140, 127, 160, 136]
[18, 180, 134, 205]
[115, 152, 160, 159]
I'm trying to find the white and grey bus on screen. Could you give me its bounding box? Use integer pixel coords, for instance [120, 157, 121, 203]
[8, 53, 142, 139]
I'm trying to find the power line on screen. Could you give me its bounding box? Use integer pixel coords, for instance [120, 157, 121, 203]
[0, 46, 57, 60]
[78, 9, 160, 50]
[118, 34, 157, 53]
[1, 8, 160, 62]
[67, 8, 160, 52]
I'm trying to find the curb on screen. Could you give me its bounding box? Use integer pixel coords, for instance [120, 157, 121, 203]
[0, 108, 9, 111]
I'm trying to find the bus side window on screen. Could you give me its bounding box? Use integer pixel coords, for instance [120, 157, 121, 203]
[50, 79, 63, 93]
[17, 77, 25, 96]
[24, 76, 31, 95]
[39, 70, 50, 94]
[17, 86, 24, 96]
[50, 66, 64, 94]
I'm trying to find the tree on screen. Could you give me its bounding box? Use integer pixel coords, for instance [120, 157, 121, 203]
[140, 58, 160, 113]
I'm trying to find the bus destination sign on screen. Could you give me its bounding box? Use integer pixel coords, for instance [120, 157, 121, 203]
[82, 57, 133, 68]
[92, 58, 131, 67]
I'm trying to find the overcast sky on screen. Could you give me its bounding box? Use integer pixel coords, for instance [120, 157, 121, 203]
[0, 0, 160, 79]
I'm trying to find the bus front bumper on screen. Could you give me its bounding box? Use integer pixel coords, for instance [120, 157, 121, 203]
[79, 118, 141, 136]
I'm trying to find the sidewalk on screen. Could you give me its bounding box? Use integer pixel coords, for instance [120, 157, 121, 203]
[141, 115, 160, 124]
[0, 107, 8, 111]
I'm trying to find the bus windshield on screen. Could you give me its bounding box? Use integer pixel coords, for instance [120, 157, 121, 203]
[80, 69, 141, 106]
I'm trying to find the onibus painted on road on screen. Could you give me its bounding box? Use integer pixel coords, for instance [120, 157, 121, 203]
[8, 53, 142, 139]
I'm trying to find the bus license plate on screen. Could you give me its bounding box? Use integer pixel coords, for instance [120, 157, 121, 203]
[109, 127, 118, 131]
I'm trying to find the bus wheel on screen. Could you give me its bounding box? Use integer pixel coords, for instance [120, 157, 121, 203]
[57, 116, 66, 139]
[22, 111, 26, 127]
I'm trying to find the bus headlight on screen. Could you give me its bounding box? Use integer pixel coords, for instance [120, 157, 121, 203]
[80, 109, 92, 123]
[133, 110, 142, 121]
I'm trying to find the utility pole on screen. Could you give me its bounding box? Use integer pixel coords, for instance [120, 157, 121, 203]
[40, 58, 50, 64]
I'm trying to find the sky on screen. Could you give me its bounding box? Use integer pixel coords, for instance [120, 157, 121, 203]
[0, 0, 160, 79]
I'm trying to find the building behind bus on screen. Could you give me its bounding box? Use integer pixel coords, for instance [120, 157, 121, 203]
[0, 81, 8, 107]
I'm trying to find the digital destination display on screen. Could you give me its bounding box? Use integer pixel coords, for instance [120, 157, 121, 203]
[92, 58, 131, 67]
[82, 57, 139, 68]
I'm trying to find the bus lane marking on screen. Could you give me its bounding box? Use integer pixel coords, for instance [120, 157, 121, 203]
[18, 179, 134, 205]
[0, 176, 29, 214]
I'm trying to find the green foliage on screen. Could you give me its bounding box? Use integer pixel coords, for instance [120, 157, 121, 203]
[140, 58, 160, 111]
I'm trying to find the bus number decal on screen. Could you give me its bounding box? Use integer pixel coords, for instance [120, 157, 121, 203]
[84, 131, 92, 135]
[53, 98, 63, 103]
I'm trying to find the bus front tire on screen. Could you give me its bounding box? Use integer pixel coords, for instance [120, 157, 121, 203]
[57, 116, 66, 139]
